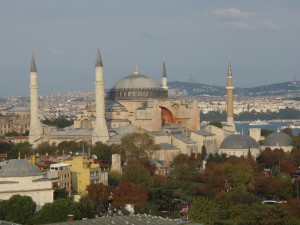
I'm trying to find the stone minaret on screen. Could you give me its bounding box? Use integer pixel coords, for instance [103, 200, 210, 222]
[29, 54, 43, 146]
[226, 55, 234, 126]
[92, 49, 109, 145]
[162, 60, 168, 89]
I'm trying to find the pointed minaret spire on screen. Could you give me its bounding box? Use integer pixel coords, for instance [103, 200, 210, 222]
[29, 54, 43, 147]
[30, 54, 37, 72]
[95, 49, 103, 67]
[228, 54, 232, 77]
[162, 60, 167, 78]
[92, 49, 109, 145]
[161, 59, 168, 89]
[226, 54, 235, 130]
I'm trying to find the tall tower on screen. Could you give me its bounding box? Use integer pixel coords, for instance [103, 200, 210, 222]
[92, 49, 109, 145]
[162, 60, 168, 89]
[29, 54, 43, 146]
[226, 55, 234, 126]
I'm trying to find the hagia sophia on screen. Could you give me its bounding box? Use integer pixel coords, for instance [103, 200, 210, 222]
[8, 50, 295, 163]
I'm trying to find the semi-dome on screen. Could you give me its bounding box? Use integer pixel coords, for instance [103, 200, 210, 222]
[113, 73, 160, 89]
[107, 69, 168, 100]
[0, 159, 43, 177]
[264, 132, 293, 146]
[220, 134, 259, 149]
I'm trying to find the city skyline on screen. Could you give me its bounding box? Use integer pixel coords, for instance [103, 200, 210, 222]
[0, 1, 299, 96]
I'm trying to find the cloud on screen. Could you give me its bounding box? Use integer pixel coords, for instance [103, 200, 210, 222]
[213, 8, 253, 20]
[213, 8, 279, 31]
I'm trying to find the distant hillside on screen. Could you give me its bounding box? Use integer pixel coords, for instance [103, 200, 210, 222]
[168, 81, 300, 97]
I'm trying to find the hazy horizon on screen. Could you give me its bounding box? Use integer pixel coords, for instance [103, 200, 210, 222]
[0, 1, 299, 96]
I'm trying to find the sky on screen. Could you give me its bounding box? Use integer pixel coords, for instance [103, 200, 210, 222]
[0, 0, 300, 96]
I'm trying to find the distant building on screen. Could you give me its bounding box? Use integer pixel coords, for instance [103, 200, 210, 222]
[0, 106, 30, 136]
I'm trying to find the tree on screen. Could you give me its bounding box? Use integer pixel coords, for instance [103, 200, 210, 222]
[113, 182, 148, 209]
[86, 183, 110, 207]
[209, 120, 223, 128]
[36, 142, 57, 155]
[90, 142, 112, 162]
[118, 132, 160, 162]
[121, 163, 152, 189]
[5, 131, 19, 137]
[54, 188, 69, 200]
[108, 170, 122, 187]
[201, 145, 207, 161]
[2, 195, 36, 225]
[189, 197, 217, 223]
[33, 198, 81, 224]
[79, 196, 96, 219]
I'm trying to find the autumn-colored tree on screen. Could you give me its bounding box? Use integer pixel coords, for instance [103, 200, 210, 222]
[86, 183, 110, 207]
[279, 159, 298, 175]
[286, 198, 300, 218]
[254, 175, 293, 200]
[113, 182, 148, 208]
[201, 162, 225, 196]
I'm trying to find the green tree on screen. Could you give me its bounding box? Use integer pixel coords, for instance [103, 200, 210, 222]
[3, 195, 36, 225]
[42, 117, 74, 129]
[90, 142, 112, 162]
[54, 188, 69, 200]
[108, 170, 122, 187]
[33, 198, 81, 224]
[78, 195, 95, 219]
[5, 131, 19, 137]
[118, 132, 160, 162]
[201, 145, 207, 161]
[209, 120, 223, 128]
[36, 142, 57, 155]
[189, 197, 217, 223]
[121, 163, 152, 189]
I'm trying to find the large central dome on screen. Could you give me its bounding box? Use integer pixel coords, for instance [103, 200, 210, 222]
[107, 69, 168, 100]
[113, 73, 160, 89]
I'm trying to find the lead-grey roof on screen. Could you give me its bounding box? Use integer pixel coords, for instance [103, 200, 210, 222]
[264, 132, 293, 146]
[46, 214, 181, 225]
[47, 127, 93, 136]
[0, 159, 43, 177]
[172, 134, 196, 144]
[159, 143, 179, 150]
[113, 73, 160, 89]
[220, 134, 259, 149]
[193, 130, 215, 136]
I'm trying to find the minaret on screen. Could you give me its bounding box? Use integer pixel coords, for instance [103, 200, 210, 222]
[226, 55, 234, 126]
[162, 60, 168, 89]
[92, 49, 109, 145]
[29, 54, 43, 146]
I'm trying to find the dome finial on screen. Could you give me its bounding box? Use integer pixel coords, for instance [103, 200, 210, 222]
[134, 65, 139, 75]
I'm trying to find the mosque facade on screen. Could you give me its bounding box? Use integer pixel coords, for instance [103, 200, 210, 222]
[29, 50, 240, 162]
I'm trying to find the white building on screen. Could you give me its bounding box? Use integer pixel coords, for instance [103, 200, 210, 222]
[0, 159, 53, 209]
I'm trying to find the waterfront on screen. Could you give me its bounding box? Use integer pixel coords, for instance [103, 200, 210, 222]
[235, 120, 300, 136]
